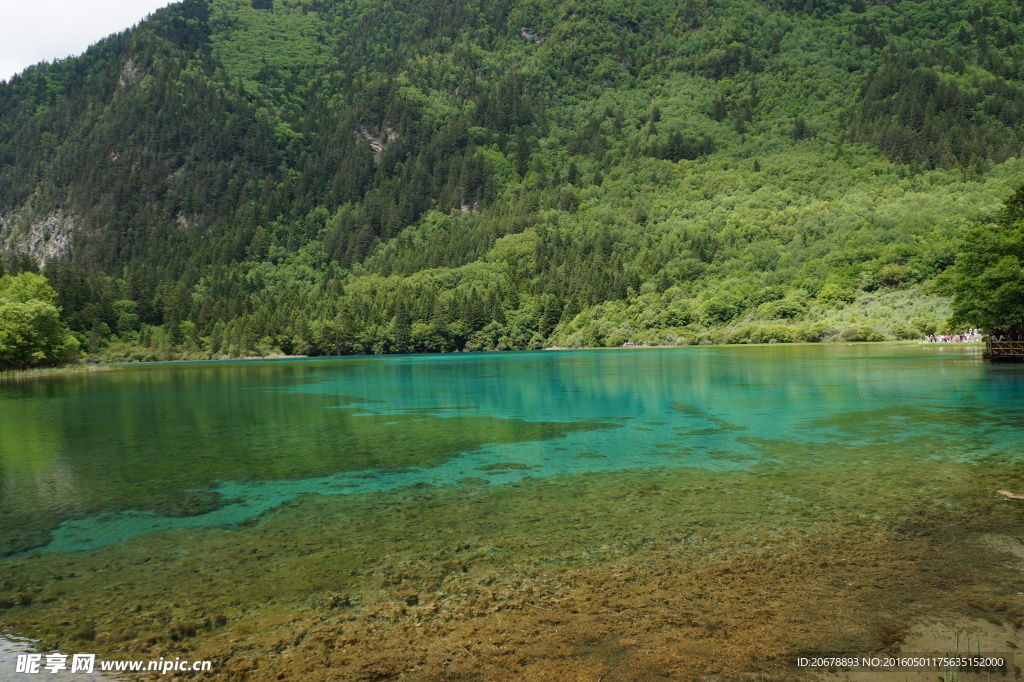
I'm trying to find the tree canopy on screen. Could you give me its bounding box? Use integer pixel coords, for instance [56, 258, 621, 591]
[0, 273, 80, 370]
[949, 185, 1024, 331]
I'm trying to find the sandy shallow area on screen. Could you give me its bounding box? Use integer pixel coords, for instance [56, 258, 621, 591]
[3, 455, 1024, 681]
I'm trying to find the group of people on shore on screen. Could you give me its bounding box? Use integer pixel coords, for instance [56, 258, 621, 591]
[922, 329, 982, 343]
[921, 329, 1024, 343]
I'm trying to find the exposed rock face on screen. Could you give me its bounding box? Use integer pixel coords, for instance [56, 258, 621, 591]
[118, 58, 140, 87]
[0, 210, 76, 266]
[358, 127, 398, 162]
[520, 27, 545, 43]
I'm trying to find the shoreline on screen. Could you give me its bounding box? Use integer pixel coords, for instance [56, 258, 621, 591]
[0, 339, 987, 376]
[0, 340, 987, 377]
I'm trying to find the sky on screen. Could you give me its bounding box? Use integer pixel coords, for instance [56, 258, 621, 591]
[1, 0, 176, 82]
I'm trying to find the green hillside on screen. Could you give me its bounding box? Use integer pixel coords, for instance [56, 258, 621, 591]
[1, 0, 1022, 361]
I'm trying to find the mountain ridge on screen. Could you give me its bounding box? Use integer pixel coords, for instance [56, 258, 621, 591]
[1, 0, 1021, 359]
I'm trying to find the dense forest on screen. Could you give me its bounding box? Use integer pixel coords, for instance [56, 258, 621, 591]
[1, 0, 1023, 363]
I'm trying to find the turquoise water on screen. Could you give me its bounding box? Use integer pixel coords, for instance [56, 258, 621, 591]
[1, 344, 1020, 555]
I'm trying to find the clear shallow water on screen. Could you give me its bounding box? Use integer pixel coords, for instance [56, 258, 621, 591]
[0, 344, 1021, 555]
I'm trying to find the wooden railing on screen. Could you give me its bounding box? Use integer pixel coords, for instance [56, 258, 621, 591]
[985, 339, 1024, 360]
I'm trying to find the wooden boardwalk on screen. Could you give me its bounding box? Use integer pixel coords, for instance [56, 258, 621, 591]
[984, 338, 1024, 361]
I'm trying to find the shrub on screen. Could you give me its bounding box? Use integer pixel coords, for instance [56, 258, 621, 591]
[839, 325, 886, 342]
[800, 322, 836, 342]
[659, 305, 694, 326]
[877, 263, 913, 288]
[750, 285, 786, 306]
[701, 297, 740, 325]
[817, 283, 856, 307]
[728, 324, 796, 344]
[890, 324, 921, 340]
[911, 315, 939, 336]
[756, 298, 806, 320]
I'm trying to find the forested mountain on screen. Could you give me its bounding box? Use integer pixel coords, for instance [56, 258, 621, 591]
[1, 0, 1022, 360]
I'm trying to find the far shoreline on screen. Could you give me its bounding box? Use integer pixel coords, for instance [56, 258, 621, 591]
[0, 340, 988, 379]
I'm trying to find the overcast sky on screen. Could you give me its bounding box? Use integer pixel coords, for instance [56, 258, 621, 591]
[1, 0, 176, 82]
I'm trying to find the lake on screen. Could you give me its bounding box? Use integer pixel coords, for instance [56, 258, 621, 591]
[2, 344, 1023, 679]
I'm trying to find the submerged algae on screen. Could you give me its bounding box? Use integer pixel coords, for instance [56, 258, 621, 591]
[3, 454, 1024, 680]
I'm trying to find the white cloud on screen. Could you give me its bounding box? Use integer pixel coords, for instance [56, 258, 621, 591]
[0, 0, 176, 82]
